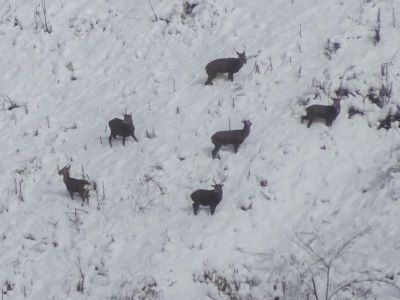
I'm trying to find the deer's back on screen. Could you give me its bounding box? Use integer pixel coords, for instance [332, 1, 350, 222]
[191, 189, 214, 205]
[109, 118, 130, 135]
[206, 58, 240, 73]
[212, 129, 245, 145]
[306, 105, 335, 118]
[66, 178, 89, 192]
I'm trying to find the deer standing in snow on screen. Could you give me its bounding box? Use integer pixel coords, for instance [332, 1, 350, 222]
[211, 120, 252, 159]
[191, 181, 224, 215]
[205, 50, 247, 85]
[58, 165, 90, 206]
[301, 98, 341, 128]
[108, 113, 139, 147]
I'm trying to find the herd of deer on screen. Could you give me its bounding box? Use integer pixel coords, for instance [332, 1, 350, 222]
[59, 50, 342, 215]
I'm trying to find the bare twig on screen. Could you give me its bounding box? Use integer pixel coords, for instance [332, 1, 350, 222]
[252, 61, 260, 74]
[325, 266, 330, 300]
[328, 278, 400, 300]
[41, 0, 52, 33]
[393, 7, 396, 28]
[268, 56, 273, 71]
[374, 9, 381, 44]
[148, 0, 158, 21]
[312, 277, 319, 300]
[328, 227, 371, 264]
[75, 257, 85, 293]
[293, 232, 328, 267]
[293, 227, 393, 299]
[102, 180, 105, 200]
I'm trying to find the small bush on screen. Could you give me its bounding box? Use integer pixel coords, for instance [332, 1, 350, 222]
[348, 106, 364, 119]
[373, 9, 381, 45]
[324, 39, 341, 60]
[112, 277, 162, 300]
[367, 83, 392, 108]
[182, 2, 198, 19]
[335, 87, 354, 98]
[378, 108, 400, 130]
[193, 267, 261, 300]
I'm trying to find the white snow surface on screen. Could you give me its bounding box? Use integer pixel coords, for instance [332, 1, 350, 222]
[1, 0, 400, 299]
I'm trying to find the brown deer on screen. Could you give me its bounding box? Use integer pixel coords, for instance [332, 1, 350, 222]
[58, 165, 90, 206]
[108, 113, 138, 147]
[211, 120, 252, 159]
[191, 181, 224, 215]
[205, 50, 247, 85]
[301, 98, 341, 128]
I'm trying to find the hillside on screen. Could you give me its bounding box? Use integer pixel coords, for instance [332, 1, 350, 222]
[1, 0, 400, 299]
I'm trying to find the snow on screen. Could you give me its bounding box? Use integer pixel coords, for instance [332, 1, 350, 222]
[1, 0, 400, 299]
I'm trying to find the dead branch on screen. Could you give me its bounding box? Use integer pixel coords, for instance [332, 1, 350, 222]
[328, 277, 400, 300]
[312, 276, 319, 300]
[75, 257, 85, 293]
[148, 0, 159, 22]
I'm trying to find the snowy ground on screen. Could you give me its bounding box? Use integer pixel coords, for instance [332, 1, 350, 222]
[1, 0, 400, 299]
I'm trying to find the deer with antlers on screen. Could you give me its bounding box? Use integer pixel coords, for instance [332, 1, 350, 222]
[191, 179, 224, 215]
[301, 97, 341, 128]
[211, 119, 252, 159]
[205, 47, 247, 85]
[108, 112, 139, 147]
[58, 165, 91, 206]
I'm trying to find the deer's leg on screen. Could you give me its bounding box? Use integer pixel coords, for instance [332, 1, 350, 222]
[228, 73, 233, 81]
[307, 119, 313, 128]
[109, 134, 113, 147]
[79, 191, 86, 206]
[205, 73, 216, 85]
[210, 205, 216, 215]
[193, 202, 200, 215]
[122, 136, 126, 146]
[69, 191, 74, 199]
[212, 145, 221, 159]
[326, 118, 333, 127]
[234, 144, 240, 153]
[301, 116, 307, 124]
[206, 70, 218, 85]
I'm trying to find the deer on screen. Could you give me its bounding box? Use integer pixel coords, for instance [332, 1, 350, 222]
[301, 97, 341, 128]
[205, 49, 247, 85]
[211, 120, 252, 159]
[58, 165, 90, 206]
[108, 113, 138, 147]
[191, 181, 224, 215]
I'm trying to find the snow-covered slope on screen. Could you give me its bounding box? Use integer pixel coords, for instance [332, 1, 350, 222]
[1, 0, 400, 299]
